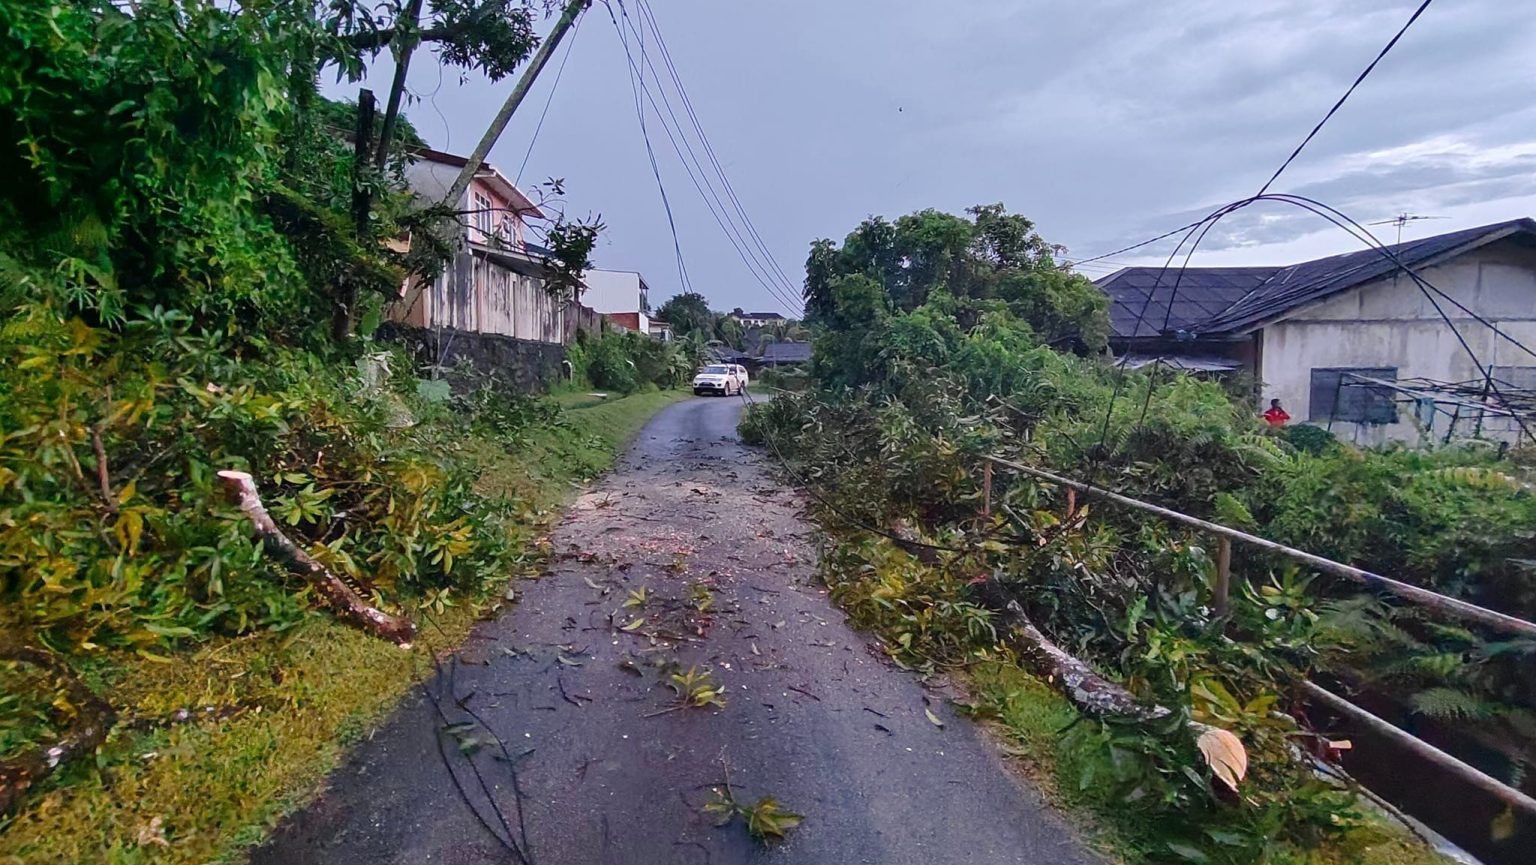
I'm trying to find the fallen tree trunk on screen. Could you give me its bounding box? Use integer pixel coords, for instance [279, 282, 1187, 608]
[979, 582, 1169, 721]
[218, 470, 416, 647]
[0, 637, 116, 816]
[976, 580, 1247, 792]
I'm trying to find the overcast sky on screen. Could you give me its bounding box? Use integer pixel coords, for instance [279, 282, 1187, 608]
[332, 0, 1536, 314]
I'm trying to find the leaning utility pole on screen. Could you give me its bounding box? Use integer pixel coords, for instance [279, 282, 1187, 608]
[439, 0, 589, 209]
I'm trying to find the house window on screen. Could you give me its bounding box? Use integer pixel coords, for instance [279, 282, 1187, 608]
[472, 192, 493, 239]
[1308, 367, 1399, 424]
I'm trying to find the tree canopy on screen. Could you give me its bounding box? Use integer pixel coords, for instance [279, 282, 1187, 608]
[801, 205, 1110, 388]
[656, 291, 714, 336]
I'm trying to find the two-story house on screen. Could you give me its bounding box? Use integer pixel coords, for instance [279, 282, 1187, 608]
[388, 147, 568, 344]
[1095, 219, 1536, 445]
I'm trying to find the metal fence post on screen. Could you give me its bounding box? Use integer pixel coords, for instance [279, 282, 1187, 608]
[1213, 535, 1232, 619]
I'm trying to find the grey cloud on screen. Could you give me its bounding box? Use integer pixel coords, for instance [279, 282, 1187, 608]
[332, 0, 1536, 311]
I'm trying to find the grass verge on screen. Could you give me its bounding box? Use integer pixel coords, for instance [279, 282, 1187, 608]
[0, 389, 690, 865]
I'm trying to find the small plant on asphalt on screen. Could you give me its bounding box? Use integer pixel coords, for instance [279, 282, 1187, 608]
[704, 789, 803, 843]
[689, 582, 716, 613]
[623, 586, 649, 609]
[670, 666, 727, 709]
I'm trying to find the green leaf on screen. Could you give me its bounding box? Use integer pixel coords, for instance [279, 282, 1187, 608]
[1166, 842, 1211, 863]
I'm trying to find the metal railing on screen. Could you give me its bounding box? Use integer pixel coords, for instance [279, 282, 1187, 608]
[981, 454, 1536, 817]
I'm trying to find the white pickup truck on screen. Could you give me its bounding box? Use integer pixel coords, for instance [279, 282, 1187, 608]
[692, 364, 748, 397]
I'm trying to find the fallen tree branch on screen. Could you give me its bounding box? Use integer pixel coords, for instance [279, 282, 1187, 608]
[91, 425, 117, 513]
[977, 580, 1248, 793]
[217, 470, 416, 647]
[0, 637, 117, 816]
[979, 581, 1167, 720]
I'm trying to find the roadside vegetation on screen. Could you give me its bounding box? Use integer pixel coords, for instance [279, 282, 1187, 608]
[0, 0, 688, 860]
[744, 204, 1534, 864]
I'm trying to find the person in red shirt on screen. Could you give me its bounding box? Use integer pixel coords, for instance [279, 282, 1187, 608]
[1263, 398, 1291, 427]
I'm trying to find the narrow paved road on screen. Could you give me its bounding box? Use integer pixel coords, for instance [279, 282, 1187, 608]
[255, 396, 1096, 865]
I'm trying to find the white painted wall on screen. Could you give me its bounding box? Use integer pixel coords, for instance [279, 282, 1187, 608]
[582, 269, 651, 332]
[1258, 239, 1536, 445]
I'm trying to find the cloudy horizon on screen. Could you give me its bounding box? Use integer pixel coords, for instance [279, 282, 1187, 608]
[332, 0, 1536, 312]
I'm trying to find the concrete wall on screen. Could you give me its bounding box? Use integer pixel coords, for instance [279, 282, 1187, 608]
[390, 249, 564, 343]
[378, 322, 566, 395]
[582, 270, 650, 333]
[1258, 238, 1536, 445]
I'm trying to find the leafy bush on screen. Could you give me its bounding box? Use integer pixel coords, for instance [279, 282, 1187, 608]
[1282, 423, 1337, 455]
[0, 299, 525, 653]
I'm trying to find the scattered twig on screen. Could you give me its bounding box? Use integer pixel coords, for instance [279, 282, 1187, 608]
[123, 702, 256, 732]
[786, 685, 822, 702]
[0, 637, 117, 816]
[1313, 759, 1435, 848]
[557, 675, 590, 707]
[91, 425, 117, 513]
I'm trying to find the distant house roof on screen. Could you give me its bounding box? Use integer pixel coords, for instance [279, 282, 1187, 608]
[1097, 218, 1536, 338]
[760, 341, 812, 363]
[708, 346, 752, 363]
[740, 312, 786, 320]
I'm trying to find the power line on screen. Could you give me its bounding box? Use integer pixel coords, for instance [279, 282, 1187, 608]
[1079, 2, 1445, 480]
[1256, 0, 1435, 196]
[515, 14, 583, 184]
[607, 0, 692, 294]
[1064, 219, 1208, 269]
[618, 0, 804, 315]
[1069, 0, 1436, 269]
[606, 1, 803, 316]
[611, 3, 802, 315]
[636, 0, 804, 305]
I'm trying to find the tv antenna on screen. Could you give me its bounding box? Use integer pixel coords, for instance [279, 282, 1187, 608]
[1368, 212, 1448, 246]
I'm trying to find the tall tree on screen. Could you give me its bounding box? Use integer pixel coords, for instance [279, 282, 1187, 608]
[656, 291, 713, 336]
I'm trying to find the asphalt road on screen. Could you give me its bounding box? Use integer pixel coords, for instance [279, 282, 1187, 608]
[253, 395, 1097, 865]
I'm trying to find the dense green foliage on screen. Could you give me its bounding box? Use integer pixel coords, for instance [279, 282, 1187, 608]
[0, 0, 614, 824]
[564, 328, 696, 394]
[750, 205, 1536, 863]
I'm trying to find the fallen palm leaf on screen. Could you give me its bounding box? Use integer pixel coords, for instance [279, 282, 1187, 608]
[1194, 724, 1248, 792]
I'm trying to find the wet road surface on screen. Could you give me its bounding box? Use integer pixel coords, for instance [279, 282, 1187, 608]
[253, 395, 1097, 865]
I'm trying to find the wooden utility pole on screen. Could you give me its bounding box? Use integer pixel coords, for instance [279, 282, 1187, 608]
[439, 0, 589, 209]
[374, 0, 426, 169]
[336, 88, 377, 342]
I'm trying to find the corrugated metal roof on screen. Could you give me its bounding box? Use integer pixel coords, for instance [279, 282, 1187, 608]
[1100, 267, 1277, 337]
[1097, 218, 1536, 338]
[760, 341, 812, 362]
